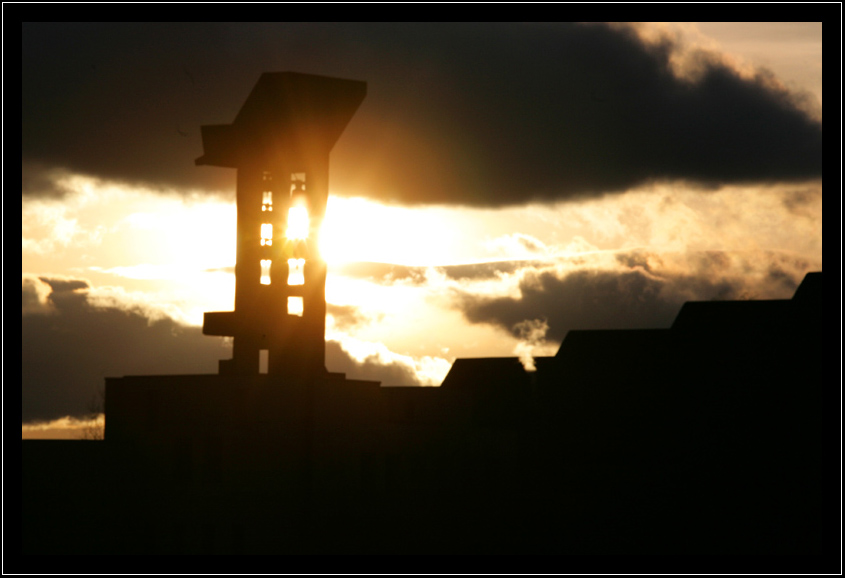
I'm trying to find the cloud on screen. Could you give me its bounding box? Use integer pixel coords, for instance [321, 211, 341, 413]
[21, 415, 105, 440]
[22, 276, 229, 422]
[22, 161, 76, 198]
[483, 234, 551, 260]
[458, 267, 683, 342]
[22, 275, 442, 422]
[781, 187, 823, 218]
[39, 276, 90, 293]
[331, 262, 428, 285]
[438, 261, 541, 282]
[452, 249, 818, 342]
[203, 266, 235, 275]
[325, 340, 420, 386]
[326, 335, 450, 386]
[23, 23, 820, 206]
[326, 303, 375, 331]
[333, 260, 550, 286]
[22, 275, 56, 314]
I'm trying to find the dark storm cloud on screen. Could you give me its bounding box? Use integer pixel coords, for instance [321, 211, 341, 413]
[22, 276, 421, 421]
[22, 161, 76, 198]
[458, 268, 689, 342]
[22, 277, 227, 421]
[22, 23, 821, 206]
[453, 250, 814, 342]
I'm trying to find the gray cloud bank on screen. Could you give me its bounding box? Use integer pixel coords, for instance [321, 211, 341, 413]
[452, 250, 818, 343]
[23, 22, 821, 206]
[21, 276, 420, 422]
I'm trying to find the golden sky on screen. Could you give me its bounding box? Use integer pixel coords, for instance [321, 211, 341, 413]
[22, 22, 823, 438]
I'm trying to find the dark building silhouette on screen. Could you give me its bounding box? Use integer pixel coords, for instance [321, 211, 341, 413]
[21, 72, 828, 558]
[198, 72, 366, 378]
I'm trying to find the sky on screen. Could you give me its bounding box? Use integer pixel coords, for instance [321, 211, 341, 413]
[21, 22, 823, 438]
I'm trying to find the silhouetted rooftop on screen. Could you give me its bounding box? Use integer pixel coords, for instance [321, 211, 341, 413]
[440, 356, 553, 390]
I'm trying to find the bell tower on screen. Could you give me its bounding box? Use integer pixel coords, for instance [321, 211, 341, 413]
[198, 72, 366, 378]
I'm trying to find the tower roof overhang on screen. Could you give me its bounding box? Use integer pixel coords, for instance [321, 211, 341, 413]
[196, 72, 367, 168]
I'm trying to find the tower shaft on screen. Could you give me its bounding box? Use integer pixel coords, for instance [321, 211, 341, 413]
[198, 72, 366, 378]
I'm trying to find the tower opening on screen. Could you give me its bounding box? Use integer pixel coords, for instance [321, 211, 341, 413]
[287, 258, 305, 285]
[286, 206, 309, 240]
[287, 296, 304, 317]
[260, 223, 273, 246]
[259, 349, 269, 374]
[260, 260, 272, 285]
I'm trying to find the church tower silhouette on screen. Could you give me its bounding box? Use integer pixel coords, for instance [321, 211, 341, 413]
[198, 72, 366, 378]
